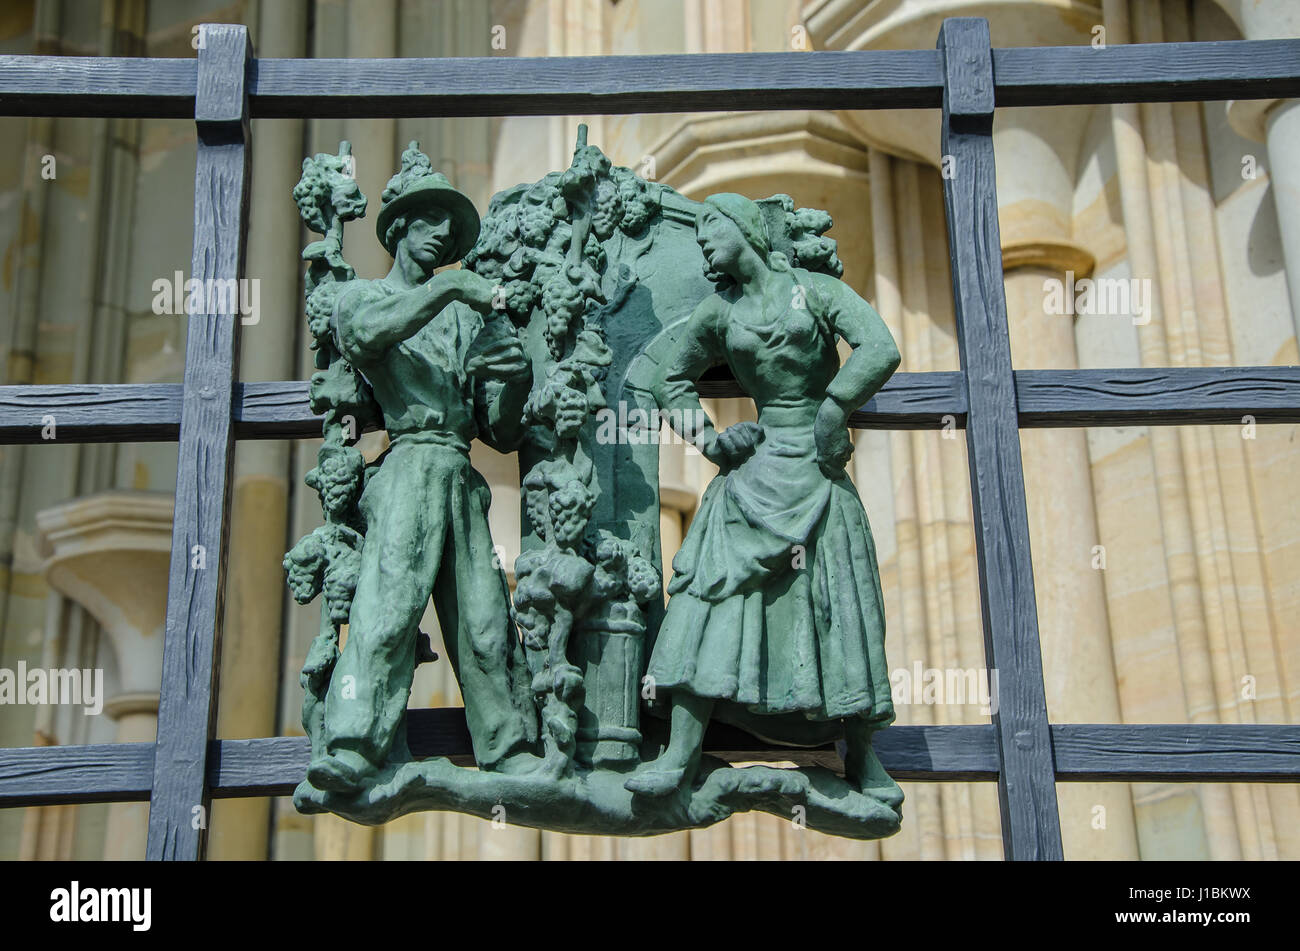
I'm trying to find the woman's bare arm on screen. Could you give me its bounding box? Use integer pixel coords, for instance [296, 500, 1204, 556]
[651, 297, 727, 452]
[813, 272, 902, 415]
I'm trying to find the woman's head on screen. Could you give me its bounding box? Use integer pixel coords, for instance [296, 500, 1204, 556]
[696, 193, 772, 285]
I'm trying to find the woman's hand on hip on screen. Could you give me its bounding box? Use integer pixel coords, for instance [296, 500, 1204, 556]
[815, 398, 853, 479]
[704, 421, 764, 472]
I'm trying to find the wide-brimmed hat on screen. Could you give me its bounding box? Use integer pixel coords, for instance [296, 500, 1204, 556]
[376, 141, 480, 263]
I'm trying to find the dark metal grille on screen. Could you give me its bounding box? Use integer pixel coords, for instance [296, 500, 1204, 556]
[0, 17, 1297, 860]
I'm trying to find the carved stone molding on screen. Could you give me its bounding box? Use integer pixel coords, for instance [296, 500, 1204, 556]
[648, 110, 870, 199]
[36, 490, 174, 699]
[804, 0, 1100, 169]
[1225, 97, 1285, 143]
[1002, 239, 1096, 278]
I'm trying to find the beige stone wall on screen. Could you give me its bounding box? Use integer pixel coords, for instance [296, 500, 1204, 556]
[0, 0, 1294, 860]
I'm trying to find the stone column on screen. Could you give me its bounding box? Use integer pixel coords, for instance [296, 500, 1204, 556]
[808, 0, 1138, 860]
[1097, 0, 1224, 861]
[995, 120, 1139, 862]
[866, 149, 943, 862]
[889, 156, 1001, 860]
[685, 0, 750, 54]
[6, 0, 147, 861]
[1226, 93, 1300, 343]
[35, 491, 174, 861]
[1222, 0, 1300, 342]
[1090, 0, 1300, 861]
[1259, 101, 1300, 342]
[1145, 0, 1294, 860]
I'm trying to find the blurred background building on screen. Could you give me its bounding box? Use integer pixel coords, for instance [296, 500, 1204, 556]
[0, 0, 1296, 860]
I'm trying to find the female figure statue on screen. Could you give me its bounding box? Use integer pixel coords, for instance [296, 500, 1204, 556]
[626, 193, 903, 810]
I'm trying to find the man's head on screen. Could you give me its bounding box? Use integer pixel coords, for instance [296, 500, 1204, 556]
[376, 142, 480, 264]
[385, 208, 455, 274]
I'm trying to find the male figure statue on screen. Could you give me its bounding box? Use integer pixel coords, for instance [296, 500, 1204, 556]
[307, 143, 537, 793]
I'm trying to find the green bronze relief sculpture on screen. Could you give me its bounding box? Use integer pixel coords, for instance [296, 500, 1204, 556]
[286, 128, 903, 840]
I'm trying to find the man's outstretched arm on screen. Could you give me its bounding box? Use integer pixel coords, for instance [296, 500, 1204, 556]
[337, 270, 497, 362]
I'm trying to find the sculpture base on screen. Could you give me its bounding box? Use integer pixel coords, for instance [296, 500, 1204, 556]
[293, 755, 902, 840]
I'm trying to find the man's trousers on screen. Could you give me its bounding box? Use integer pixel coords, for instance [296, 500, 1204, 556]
[321, 435, 537, 771]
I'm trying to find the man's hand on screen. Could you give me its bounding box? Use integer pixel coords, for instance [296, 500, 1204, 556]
[467, 334, 530, 382]
[428, 268, 498, 314]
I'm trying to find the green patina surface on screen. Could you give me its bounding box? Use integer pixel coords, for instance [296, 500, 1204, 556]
[285, 128, 904, 839]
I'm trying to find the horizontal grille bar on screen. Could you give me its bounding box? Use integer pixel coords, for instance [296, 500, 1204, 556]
[2, 38, 1297, 119]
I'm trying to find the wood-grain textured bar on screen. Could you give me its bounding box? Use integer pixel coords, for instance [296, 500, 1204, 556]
[0, 54, 194, 116]
[0, 742, 155, 806]
[3, 365, 1296, 445]
[145, 24, 252, 862]
[2, 39, 1298, 119]
[993, 39, 1300, 106]
[0, 373, 970, 442]
[1015, 366, 1300, 427]
[248, 49, 942, 117]
[0, 383, 184, 443]
[1051, 724, 1300, 783]
[939, 18, 1062, 861]
[6, 722, 1296, 806]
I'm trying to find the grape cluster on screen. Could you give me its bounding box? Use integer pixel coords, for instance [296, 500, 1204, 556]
[585, 531, 660, 605]
[553, 386, 588, 440]
[523, 479, 552, 543]
[785, 205, 843, 277]
[542, 275, 585, 356]
[292, 168, 333, 234]
[284, 530, 325, 604]
[323, 542, 361, 624]
[792, 235, 842, 276]
[501, 279, 539, 326]
[465, 214, 521, 280]
[614, 169, 657, 235]
[306, 446, 365, 521]
[293, 151, 365, 235]
[624, 554, 660, 603]
[305, 281, 341, 341]
[590, 178, 624, 240]
[466, 210, 545, 325]
[474, 255, 505, 283]
[548, 480, 595, 549]
[520, 192, 561, 248]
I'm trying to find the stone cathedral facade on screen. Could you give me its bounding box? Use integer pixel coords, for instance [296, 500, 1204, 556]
[0, 0, 1296, 860]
